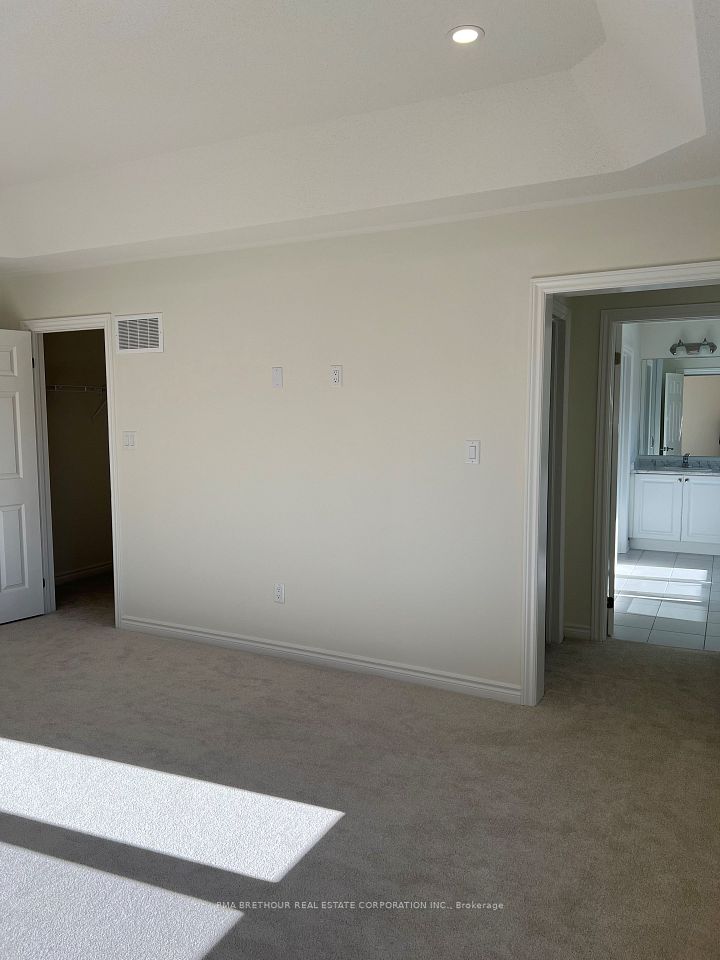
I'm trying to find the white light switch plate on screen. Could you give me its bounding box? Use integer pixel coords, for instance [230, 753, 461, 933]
[123, 431, 136, 449]
[465, 440, 480, 464]
[272, 366, 284, 388]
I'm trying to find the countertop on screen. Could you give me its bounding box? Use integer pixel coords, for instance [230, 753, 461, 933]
[633, 469, 718, 475]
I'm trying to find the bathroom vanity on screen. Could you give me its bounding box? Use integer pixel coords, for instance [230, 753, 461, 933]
[630, 470, 720, 552]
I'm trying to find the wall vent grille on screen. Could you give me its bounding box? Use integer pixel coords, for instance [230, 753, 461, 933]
[115, 314, 163, 353]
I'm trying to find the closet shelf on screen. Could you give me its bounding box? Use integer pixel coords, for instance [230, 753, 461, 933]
[46, 384, 106, 393]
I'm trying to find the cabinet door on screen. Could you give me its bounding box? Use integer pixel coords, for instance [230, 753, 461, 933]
[631, 474, 683, 540]
[681, 477, 720, 543]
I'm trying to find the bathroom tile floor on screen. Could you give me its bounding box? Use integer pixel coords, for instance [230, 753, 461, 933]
[614, 549, 720, 649]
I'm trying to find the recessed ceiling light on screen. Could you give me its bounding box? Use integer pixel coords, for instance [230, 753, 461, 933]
[450, 25, 484, 44]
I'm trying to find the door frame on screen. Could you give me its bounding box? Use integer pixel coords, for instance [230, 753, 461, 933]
[545, 300, 571, 648]
[615, 345, 635, 556]
[24, 314, 121, 627]
[524, 261, 720, 706]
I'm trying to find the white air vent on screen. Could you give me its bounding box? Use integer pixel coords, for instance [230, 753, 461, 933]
[115, 314, 163, 353]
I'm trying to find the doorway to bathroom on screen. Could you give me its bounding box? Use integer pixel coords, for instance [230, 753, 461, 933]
[606, 301, 720, 651]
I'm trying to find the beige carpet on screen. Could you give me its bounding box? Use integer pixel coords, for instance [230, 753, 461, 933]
[0, 576, 718, 959]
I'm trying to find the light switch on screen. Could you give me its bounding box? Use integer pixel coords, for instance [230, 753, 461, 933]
[272, 366, 284, 388]
[123, 431, 136, 449]
[465, 440, 480, 464]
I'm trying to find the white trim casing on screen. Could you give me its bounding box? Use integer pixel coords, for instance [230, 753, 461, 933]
[545, 299, 571, 650]
[523, 282, 550, 706]
[26, 315, 112, 333]
[593, 313, 623, 643]
[525, 261, 720, 706]
[120, 615, 523, 704]
[556, 303, 571, 646]
[30, 333, 56, 614]
[617, 345, 635, 555]
[24, 314, 122, 627]
[629, 538, 719, 555]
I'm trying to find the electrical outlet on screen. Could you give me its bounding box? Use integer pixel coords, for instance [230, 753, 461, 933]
[272, 366, 284, 388]
[274, 582, 285, 604]
[330, 365, 343, 386]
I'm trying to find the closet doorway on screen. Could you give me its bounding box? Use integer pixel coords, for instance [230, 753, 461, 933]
[32, 323, 118, 623]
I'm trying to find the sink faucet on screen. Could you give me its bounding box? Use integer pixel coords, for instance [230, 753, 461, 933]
[682, 454, 689, 467]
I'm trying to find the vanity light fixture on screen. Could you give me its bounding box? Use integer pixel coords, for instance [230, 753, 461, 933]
[670, 339, 687, 356]
[669, 337, 717, 357]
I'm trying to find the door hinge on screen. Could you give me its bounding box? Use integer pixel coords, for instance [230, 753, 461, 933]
[32, 357, 35, 368]
[614, 352, 621, 366]
[42, 577, 46, 587]
[607, 596, 614, 609]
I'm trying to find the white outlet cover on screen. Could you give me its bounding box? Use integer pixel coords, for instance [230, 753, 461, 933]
[272, 367, 284, 388]
[330, 365, 343, 386]
[274, 583, 285, 603]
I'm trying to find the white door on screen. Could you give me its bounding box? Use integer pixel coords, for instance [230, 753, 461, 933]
[681, 477, 720, 543]
[662, 373, 684, 454]
[606, 334, 624, 638]
[0, 331, 44, 623]
[631, 473, 683, 540]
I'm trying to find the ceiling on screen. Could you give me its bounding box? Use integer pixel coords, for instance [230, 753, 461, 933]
[1, 0, 604, 184]
[0, 0, 717, 270]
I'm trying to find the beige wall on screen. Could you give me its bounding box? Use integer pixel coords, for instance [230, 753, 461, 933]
[564, 282, 720, 630]
[43, 330, 112, 580]
[1, 185, 719, 693]
[682, 376, 720, 456]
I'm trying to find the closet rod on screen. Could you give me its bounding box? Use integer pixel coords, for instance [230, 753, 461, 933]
[46, 384, 106, 393]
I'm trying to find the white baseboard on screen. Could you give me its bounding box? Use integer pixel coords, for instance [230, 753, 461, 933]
[564, 623, 591, 640]
[119, 615, 523, 704]
[55, 561, 113, 585]
[629, 538, 720, 556]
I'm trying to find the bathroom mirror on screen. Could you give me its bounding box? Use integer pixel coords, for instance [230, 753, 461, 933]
[639, 357, 720, 456]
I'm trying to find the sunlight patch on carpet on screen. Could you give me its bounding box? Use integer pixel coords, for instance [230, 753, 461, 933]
[0, 738, 343, 881]
[0, 841, 240, 959]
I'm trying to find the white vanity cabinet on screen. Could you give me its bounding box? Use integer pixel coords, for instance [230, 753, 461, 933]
[631, 472, 720, 548]
[631, 473, 683, 541]
[682, 476, 720, 544]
